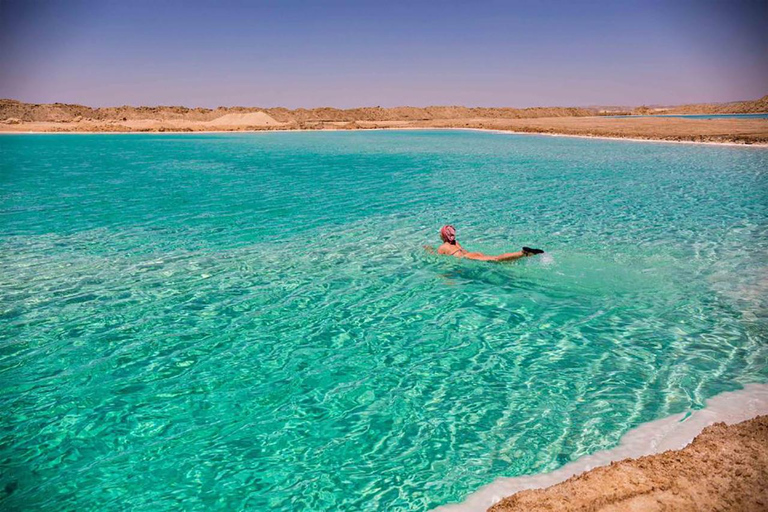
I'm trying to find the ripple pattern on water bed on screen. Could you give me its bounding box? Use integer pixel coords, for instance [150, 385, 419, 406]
[1, 131, 767, 510]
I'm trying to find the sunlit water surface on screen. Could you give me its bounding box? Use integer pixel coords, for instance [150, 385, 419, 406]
[1, 131, 767, 510]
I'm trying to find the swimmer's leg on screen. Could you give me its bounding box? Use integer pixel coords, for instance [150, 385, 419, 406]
[464, 252, 504, 262]
[492, 251, 527, 262]
[493, 247, 545, 261]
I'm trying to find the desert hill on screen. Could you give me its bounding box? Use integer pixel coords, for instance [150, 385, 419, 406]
[1, 96, 766, 128]
[0, 99, 597, 125]
[662, 95, 768, 115]
[2, 96, 766, 144]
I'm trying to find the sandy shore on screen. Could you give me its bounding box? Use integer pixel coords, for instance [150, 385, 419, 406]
[489, 415, 768, 512]
[413, 116, 768, 145]
[434, 384, 768, 512]
[3, 116, 768, 145]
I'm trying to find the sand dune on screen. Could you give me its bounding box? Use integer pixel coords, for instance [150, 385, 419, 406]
[204, 112, 282, 127]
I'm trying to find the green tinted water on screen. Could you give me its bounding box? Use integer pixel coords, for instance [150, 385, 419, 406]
[1, 131, 767, 510]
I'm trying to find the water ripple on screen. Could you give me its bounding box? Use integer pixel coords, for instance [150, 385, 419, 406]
[1, 132, 767, 510]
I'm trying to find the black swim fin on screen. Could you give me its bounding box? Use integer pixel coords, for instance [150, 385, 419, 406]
[522, 247, 544, 255]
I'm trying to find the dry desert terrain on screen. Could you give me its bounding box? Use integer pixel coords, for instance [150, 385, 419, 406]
[2, 98, 767, 144]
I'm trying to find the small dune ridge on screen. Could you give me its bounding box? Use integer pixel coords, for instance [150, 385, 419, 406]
[204, 112, 281, 126]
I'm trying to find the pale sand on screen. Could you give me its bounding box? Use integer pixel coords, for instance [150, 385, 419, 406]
[200, 112, 283, 127]
[436, 384, 768, 512]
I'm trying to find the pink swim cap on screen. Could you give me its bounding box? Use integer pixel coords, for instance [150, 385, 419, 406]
[440, 225, 456, 244]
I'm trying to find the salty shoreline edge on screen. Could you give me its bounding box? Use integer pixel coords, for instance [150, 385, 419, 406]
[1, 126, 768, 148]
[435, 383, 768, 512]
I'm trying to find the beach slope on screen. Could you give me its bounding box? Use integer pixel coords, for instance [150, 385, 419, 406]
[489, 415, 768, 512]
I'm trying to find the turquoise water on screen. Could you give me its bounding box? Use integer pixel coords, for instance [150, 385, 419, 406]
[1, 131, 767, 511]
[602, 113, 768, 119]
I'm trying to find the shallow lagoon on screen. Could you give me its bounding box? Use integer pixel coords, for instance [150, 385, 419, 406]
[1, 131, 767, 510]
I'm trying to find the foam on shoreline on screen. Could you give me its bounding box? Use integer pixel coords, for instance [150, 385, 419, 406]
[435, 383, 768, 512]
[1, 127, 767, 147]
[455, 127, 768, 147]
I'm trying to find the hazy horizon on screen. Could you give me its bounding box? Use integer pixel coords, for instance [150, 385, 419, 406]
[1, 0, 766, 109]
[3, 96, 768, 111]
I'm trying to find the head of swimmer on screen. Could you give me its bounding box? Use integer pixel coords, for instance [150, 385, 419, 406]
[440, 225, 456, 245]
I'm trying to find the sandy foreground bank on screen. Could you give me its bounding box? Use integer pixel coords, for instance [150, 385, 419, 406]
[437, 384, 768, 512]
[489, 415, 768, 512]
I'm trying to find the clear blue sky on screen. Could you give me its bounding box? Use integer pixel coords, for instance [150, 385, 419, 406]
[1, 0, 766, 108]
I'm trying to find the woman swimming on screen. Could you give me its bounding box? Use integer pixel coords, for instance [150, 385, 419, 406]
[436, 225, 543, 262]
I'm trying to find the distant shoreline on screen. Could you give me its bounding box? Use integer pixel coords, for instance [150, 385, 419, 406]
[591, 112, 768, 117]
[2, 96, 767, 144]
[458, 127, 768, 147]
[2, 125, 767, 147]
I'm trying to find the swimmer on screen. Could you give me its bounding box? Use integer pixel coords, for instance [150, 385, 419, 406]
[434, 225, 543, 261]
